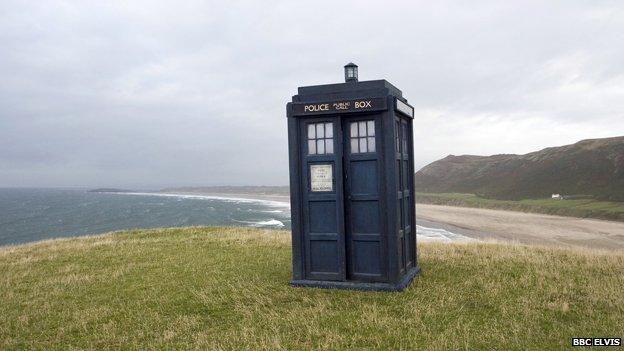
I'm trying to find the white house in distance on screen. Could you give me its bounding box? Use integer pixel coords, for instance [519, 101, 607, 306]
[552, 194, 563, 200]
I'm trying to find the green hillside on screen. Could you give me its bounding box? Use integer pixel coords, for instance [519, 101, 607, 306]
[1, 227, 623, 350]
[416, 136, 624, 201]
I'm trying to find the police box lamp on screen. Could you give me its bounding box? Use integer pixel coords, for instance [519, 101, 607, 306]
[285, 64, 418, 292]
[344, 62, 358, 82]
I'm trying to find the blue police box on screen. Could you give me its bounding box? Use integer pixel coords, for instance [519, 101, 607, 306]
[286, 63, 419, 291]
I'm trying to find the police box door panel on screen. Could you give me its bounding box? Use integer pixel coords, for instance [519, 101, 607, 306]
[300, 117, 346, 281]
[343, 116, 386, 282]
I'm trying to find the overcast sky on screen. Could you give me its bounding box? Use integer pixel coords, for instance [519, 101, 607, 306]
[1, 1, 623, 188]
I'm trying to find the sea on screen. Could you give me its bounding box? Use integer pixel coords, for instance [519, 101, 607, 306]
[0, 188, 470, 247]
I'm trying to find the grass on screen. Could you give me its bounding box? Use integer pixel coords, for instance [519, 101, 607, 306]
[417, 192, 624, 222]
[1, 227, 623, 350]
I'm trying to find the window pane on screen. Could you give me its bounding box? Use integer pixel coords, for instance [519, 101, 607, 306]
[325, 139, 334, 154]
[350, 138, 359, 153]
[308, 124, 315, 139]
[359, 138, 367, 153]
[316, 123, 324, 138]
[317, 139, 325, 154]
[359, 121, 366, 136]
[325, 123, 333, 138]
[308, 140, 316, 154]
[367, 121, 375, 136]
[367, 137, 376, 152]
[350, 122, 358, 137]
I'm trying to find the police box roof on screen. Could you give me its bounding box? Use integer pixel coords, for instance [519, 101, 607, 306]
[293, 79, 404, 103]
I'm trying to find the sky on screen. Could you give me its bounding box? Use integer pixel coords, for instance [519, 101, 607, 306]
[1, 1, 623, 188]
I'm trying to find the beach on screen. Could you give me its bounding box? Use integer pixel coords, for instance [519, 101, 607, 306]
[417, 204, 624, 250]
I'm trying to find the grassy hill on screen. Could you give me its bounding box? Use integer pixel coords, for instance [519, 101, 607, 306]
[1, 227, 623, 350]
[416, 136, 624, 201]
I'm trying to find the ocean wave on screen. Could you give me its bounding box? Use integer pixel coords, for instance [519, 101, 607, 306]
[416, 225, 472, 242]
[105, 192, 291, 208]
[233, 219, 285, 228]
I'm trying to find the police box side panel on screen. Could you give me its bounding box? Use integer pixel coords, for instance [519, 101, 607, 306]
[406, 117, 418, 269]
[395, 116, 415, 273]
[287, 116, 304, 280]
[299, 116, 346, 281]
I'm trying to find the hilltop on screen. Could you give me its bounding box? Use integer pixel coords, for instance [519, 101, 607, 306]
[1, 227, 622, 349]
[416, 136, 624, 201]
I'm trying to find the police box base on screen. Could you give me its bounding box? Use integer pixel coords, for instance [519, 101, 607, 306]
[289, 266, 420, 292]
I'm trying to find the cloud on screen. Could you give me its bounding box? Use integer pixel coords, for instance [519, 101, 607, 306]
[1, 0, 623, 187]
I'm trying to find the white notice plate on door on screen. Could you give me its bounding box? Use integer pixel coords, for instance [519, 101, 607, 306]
[310, 164, 333, 192]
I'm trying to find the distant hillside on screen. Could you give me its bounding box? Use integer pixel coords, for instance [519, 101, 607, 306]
[416, 136, 624, 201]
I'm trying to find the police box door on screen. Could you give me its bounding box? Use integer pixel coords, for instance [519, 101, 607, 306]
[300, 117, 346, 281]
[342, 116, 386, 282]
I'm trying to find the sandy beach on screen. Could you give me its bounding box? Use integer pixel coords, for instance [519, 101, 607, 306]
[417, 204, 624, 250]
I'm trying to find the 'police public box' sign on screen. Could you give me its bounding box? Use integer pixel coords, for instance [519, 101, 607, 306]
[292, 97, 386, 116]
